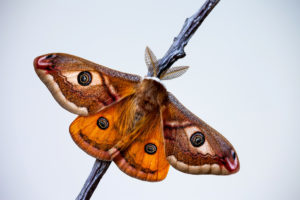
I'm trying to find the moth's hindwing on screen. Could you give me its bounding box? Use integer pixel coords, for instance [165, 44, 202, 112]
[70, 94, 169, 181]
[113, 111, 170, 182]
[69, 95, 136, 160]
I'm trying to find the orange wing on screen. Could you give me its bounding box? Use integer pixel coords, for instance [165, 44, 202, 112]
[70, 95, 169, 181]
[114, 112, 170, 182]
[69, 95, 137, 160]
[34, 53, 141, 116]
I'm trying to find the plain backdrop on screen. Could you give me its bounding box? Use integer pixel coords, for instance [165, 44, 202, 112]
[1, 0, 299, 199]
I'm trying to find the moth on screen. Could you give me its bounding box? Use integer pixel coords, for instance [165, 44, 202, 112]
[34, 47, 239, 181]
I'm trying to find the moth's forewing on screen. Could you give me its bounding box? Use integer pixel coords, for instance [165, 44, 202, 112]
[162, 92, 239, 175]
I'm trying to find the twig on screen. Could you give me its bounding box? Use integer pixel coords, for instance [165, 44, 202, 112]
[76, 160, 111, 200]
[157, 0, 220, 78]
[76, 0, 220, 199]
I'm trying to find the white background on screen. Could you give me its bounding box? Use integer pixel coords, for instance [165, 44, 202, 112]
[1, 0, 299, 199]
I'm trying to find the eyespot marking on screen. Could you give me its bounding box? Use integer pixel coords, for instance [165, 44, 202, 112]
[190, 132, 205, 147]
[144, 143, 157, 154]
[78, 71, 92, 86]
[97, 117, 109, 130]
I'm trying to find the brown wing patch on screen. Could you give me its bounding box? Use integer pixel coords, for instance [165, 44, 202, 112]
[34, 53, 141, 116]
[114, 112, 170, 182]
[162, 93, 239, 175]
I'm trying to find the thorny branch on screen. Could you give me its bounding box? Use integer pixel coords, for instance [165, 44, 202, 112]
[76, 0, 220, 199]
[157, 0, 220, 77]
